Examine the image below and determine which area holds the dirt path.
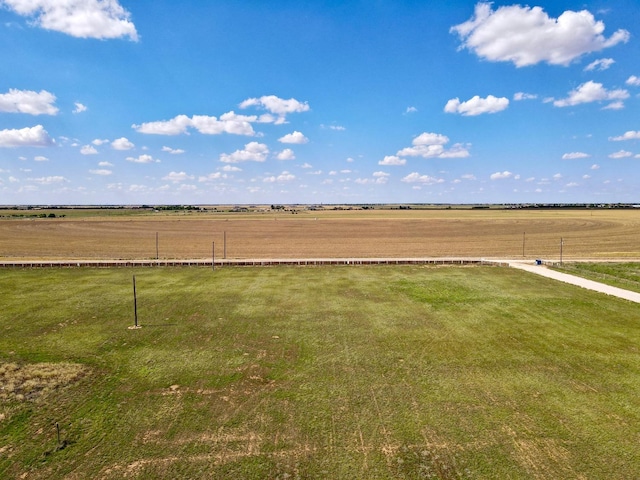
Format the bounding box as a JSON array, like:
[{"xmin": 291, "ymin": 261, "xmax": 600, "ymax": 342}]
[
  {"xmin": 3, "ymin": 255, "xmax": 639, "ymax": 304},
  {"xmin": 509, "ymin": 261, "xmax": 640, "ymax": 304}
]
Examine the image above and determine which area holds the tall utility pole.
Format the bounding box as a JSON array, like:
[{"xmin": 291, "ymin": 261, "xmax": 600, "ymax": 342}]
[
  {"xmin": 156, "ymin": 232, "xmax": 159, "ymax": 260},
  {"xmin": 224, "ymin": 231, "xmax": 227, "ymax": 259},
  {"xmin": 212, "ymin": 241, "xmax": 215, "ymax": 271},
  {"xmin": 522, "ymin": 232, "xmax": 525, "ymax": 257},
  {"xmin": 560, "ymin": 237, "xmax": 564, "ymax": 266}
]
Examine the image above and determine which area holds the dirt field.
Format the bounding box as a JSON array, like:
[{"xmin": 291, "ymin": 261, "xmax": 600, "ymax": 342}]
[{"xmin": 1, "ymin": 208, "xmax": 639, "ymax": 261}]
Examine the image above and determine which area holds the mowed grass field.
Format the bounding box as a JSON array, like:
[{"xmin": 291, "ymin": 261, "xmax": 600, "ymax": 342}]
[
  {"xmin": 555, "ymin": 262, "xmax": 640, "ymax": 294},
  {"xmin": 2, "ymin": 208, "xmax": 640, "ymax": 260},
  {"xmin": 1, "ymin": 266, "xmax": 640, "ymax": 479}
]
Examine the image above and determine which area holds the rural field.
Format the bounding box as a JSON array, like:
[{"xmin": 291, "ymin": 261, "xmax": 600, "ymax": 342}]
[
  {"xmin": 1, "ymin": 265, "xmax": 640, "ymax": 479},
  {"xmin": 1, "ymin": 207, "xmax": 640, "ymax": 261}
]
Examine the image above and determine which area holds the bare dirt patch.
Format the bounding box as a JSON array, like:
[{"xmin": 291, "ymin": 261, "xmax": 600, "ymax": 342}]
[{"xmin": 0, "ymin": 361, "xmax": 88, "ymax": 402}]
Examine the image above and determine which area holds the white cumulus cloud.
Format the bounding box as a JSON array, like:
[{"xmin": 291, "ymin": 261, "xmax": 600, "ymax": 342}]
[
  {"xmin": 439, "ymin": 144, "xmax": 472, "ymax": 158},
  {"xmin": 111, "ymin": 137, "xmax": 134, "ymax": 150},
  {"xmin": 162, "ymin": 171, "xmax": 194, "ymax": 183},
  {"xmin": 395, "ymin": 132, "xmax": 470, "ymax": 159},
  {"xmin": 490, "ymin": 171, "xmax": 514, "ymax": 180},
  {"xmin": 126, "ymin": 154, "xmax": 158, "ymax": 164},
  {"xmin": 609, "ymin": 131, "xmax": 640, "ymax": 141},
  {"xmin": 0, "ymin": 125, "xmax": 54, "ymax": 147},
  {"xmin": 398, "ymin": 145, "xmax": 445, "ymax": 159},
  {"xmin": 553, "ymin": 81, "xmax": 628, "ymax": 107},
  {"xmin": 608, "ymin": 150, "xmax": 633, "ymax": 159},
  {"xmin": 239, "ymin": 95, "xmax": 309, "ymax": 123},
  {"xmin": 378, "ymin": 155, "xmax": 406, "ymax": 166},
  {"xmin": 133, "ymin": 113, "xmax": 255, "ymax": 136},
  {"xmin": 0, "ymin": 88, "xmax": 58, "ymax": 115},
  {"xmin": 264, "ymin": 171, "xmax": 296, "ymax": 183},
  {"xmin": 73, "ymin": 102, "xmax": 87, "ymax": 113},
  {"xmin": 401, "ymin": 173, "xmax": 444, "ymax": 185},
  {"xmin": 602, "ymin": 101, "xmax": 625, "ymax": 110},
  {"xmin": 276, "ymin": 148, "xmax": 296, "ymax": 160},
  {"xmin": 191, "ymin": 114, "xmax": 255, "ymax": 136},
  {"xmin": 132, "ymin": 115, "xmax": 192, "ymax": 135},
  {"xmin": 356, "ymin": 171, "xmax": 390, "ymax": 185},
  {"xmin": 1, "ymin": 0, "xmax": 138, "ymax": 40},
  {"xmin": 220, "ymin": 142, "xmax": 269, "ymax": 163},
  {"xmin": 451, "ymin": 3, "xmax": 629, "ymax": 67},
  {"xmin": 80, "ymin": 144, "xmax": 98, "ymax": 155},
  {"xmin": 413, "ymin": 132, "xmax": 449, "ymax": 145},
  {"xmin": 626, "ymin": 76, "xmax": 640, "ymax": 87},
  {"xmin": 278, "ymin": 131, "xmax": 308, "ymax": 144},
  {"xmin": 444, "ymin": 95, "xmax": 509, "ymax": 116},
  {"xmin": 89, "ymin": 169, "xmax": 112, "ymax": 176},
  {"xmin": 162, "ymin": 146, "xmax": 185, "ymax": 154}
]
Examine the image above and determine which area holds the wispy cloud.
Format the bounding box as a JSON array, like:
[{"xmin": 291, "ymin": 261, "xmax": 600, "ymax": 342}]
[
  {"xmin": 562, "ymin": 152, "xmax": 590, "ymax": 159},
  {"xmin": 584, "ymin": 58, "xmax": 615, "ymax": 71},
  {"xmin": 553, "ymin": 81, "xmax": 628, "ymax": 108}
]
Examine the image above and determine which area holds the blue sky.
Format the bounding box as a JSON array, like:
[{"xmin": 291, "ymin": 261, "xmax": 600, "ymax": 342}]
[{"xmin": 1, "ymin": 0, "xmax": 639, "ymax": 205}]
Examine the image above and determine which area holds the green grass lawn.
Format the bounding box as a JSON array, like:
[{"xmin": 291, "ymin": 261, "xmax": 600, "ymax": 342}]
[
  {"xmin": 554, "ymin": 262, "xmax": 640, "ymax": 294},
  {"xmin": 1, "ymin": 266, "xmax": 639, "ymax": 479}
]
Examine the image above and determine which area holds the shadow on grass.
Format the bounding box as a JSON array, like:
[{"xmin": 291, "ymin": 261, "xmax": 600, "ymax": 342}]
[{"xmin": 135, "ymin": 323, "xmax": 179, "ymax": 327}]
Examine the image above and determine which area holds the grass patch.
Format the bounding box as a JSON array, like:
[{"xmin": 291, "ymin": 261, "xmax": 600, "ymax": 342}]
[
  {"xmin": 1, "ymin": 266, "xmax": 639, "ymax": 478},
  {"xmin": 554, "ymin": 262, "xmax": 640, "ymax": 294}
]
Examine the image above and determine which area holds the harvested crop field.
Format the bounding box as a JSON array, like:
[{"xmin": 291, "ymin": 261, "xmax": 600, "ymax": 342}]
[{"xmin": 1, "ymin": 208, "xmax": 640, "ymax": 261}]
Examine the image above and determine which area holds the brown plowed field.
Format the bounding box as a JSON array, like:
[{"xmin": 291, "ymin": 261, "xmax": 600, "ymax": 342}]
[{"xmin": 1, "ymin": 209, "xmax": 639, "ymax": 261}]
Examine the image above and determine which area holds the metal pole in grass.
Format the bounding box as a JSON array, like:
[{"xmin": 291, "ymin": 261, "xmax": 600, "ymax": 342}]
[
  {"xmin": 224, "ymin": 231, "xmax": 227, "ymax": 259},
  {"xmin": 522, "ymin": 231, "xmax": 525, "ymax": 257},
  {"xmin": 56, "ymin": 422, "xmax": 61, "ymax": 447},
  {"xmin": 560, "ymin": 237, "xmax": 564, "ymax": 266},
  {"xmin": 133, "ymin": 275, "xmax": 138, "ymax": 327},
  {"xmin": 156, "ymin": 232, "xmax": 159, "ymax": 260},
  {"xmin": 212, "ymin": 241, "xmax": 215, "ymax": 271}
]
